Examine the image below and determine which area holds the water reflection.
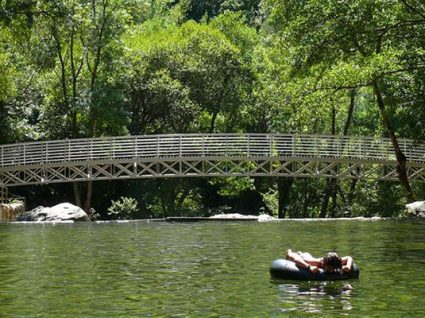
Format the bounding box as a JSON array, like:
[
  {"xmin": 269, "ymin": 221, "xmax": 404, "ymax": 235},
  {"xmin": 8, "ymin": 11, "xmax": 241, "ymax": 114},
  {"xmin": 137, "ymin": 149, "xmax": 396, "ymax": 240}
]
[
  {"xmin": 273, "ymin": 281, "xmax": 354, "ymax": 314},
  {"xmin": 1, "ymin": 221, "xmax": 424, "ymax": 317}
]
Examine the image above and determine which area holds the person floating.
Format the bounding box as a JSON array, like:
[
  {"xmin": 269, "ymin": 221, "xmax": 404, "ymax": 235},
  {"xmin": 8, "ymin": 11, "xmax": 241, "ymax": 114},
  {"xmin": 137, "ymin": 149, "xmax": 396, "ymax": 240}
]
[{"xmin": 286, "ymin": 249, "xmax": 354, "ymax": 273}]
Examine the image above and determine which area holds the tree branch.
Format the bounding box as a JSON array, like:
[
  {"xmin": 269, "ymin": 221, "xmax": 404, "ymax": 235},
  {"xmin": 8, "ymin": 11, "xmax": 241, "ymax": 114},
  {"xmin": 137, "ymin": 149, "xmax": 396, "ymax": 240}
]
[{"xmin": 399, "ymin": 0, "xmax": 425, "ymax": 19}]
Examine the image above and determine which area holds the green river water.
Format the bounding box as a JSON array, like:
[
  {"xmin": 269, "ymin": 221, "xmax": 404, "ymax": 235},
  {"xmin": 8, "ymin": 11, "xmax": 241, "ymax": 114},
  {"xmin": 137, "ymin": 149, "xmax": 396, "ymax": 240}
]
[{"xmin": 0, "ymin": 219, "xmax": 424, "ymax": 317}]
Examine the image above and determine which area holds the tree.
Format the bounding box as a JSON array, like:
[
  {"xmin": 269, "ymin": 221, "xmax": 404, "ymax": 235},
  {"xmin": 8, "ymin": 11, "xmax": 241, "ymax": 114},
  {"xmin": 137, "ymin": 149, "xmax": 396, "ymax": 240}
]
[
  {"xmin": 262, "ymin": 0, "xmax": 425, "ymax": 203},
  {"xmin": 0, "ymin": 52, "xmax": 15, "ymax": 143},
  {"xmin": 10, "ymin": 0, "xmax": 135, "ymax": 210},
  {"xmin": 0, "ymin": 27, "xmax": 30, "ymax": 144},
  {"xmin": 124, "ymin": 19, "xmax": 249, "ymax": 133},
  {"xmin": 185, "ymin": 0, "xmax": 262, "ymax": 24}
]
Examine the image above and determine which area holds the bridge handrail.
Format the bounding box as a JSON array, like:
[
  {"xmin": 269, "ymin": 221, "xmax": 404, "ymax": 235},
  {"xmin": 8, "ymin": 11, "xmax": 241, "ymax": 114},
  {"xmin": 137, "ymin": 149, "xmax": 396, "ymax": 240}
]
[{"xmin": 1, "ymin": 134, "xmax": 425, "ymax": 167}]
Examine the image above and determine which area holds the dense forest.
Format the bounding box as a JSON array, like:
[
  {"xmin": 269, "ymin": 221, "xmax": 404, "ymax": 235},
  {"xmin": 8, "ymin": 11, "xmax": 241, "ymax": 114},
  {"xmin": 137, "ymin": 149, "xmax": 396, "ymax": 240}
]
[{"xmin": 1, "ymin": 0, "xmax": 424, "ymax": 219}]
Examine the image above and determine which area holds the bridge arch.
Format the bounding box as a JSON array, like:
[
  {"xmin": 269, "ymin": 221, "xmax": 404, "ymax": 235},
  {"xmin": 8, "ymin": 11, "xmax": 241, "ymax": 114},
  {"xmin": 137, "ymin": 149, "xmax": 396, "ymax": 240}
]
[{"xmin": 0, "ymin": 134, "xmax": 424, "ymax": 193}]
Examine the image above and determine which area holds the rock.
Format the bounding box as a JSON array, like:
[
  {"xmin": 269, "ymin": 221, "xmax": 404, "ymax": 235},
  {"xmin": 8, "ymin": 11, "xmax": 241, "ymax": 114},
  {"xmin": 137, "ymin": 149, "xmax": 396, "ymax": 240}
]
[
  {"xmin": 405, "ymin": 201, "xmax": 425, "ymax": 218},
  {"xmin": 258, "ymin": 214, "xmax": 277, "ymax": 222},
  {"xmin": 209, "ymin": 213, "xmax": 253, "ymax": 219},
  {"xmin": 209, "ymin": 213, "xmax": 277, "ymax": 222},
  {"xmin": 0, "ymin": 202, "xmax": 25, "ymax": 222},
  {"xmin": 16, "ymin": 203, "xmax": 89, "ymax": 222}
]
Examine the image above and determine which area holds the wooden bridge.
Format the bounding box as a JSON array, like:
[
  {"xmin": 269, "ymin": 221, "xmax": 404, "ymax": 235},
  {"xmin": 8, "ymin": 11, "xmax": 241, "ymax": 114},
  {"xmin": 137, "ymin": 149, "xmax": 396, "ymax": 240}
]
[{"xmin": 1, "ymin": 134, "xmax": 425, "ymax": 199}]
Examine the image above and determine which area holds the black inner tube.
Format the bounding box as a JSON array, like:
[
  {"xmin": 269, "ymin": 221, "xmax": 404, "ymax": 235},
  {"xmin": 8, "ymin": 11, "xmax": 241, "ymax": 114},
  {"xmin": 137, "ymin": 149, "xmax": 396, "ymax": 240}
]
[{"xmin": 270, "ymin": 259, "xmax": 360, "ymax": 281}]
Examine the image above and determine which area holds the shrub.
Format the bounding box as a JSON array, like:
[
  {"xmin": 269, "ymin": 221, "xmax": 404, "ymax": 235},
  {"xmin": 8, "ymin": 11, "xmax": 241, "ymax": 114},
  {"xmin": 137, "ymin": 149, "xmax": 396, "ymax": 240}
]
[{"xmin": 107, "ymin": 197, "xmax": 139, "ymax": 220}]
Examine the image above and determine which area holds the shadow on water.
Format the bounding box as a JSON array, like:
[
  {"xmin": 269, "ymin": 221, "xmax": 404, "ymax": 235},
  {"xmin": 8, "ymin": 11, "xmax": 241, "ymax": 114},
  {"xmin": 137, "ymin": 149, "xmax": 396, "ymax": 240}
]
[{"xmin": 270, "ymin": 280, "xmax": 356, "ymax": 314}]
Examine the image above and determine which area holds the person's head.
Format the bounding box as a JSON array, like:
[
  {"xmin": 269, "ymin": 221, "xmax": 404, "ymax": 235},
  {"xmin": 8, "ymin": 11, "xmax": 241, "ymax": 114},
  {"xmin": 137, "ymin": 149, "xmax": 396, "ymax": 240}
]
[{"xmin": 322, "ymin": 252, "xmax": 342, "ymax": 272}]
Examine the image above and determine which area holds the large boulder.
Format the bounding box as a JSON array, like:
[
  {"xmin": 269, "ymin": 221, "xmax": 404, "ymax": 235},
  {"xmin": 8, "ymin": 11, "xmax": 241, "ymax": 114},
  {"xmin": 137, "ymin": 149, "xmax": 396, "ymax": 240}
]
[
  {"xmin": 405, "ymin": 201, "xmax": 425, "ymax": 218},
  {"xmin": 17, "ymin": 203, "xmax": 89, "ymax": 222}
]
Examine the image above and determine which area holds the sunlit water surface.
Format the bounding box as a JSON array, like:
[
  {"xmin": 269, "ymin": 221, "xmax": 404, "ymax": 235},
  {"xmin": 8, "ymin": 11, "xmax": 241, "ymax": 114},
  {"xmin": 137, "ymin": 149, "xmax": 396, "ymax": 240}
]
[{"xmin": 0, "ymin": 219, "xmax": 424, "ymax": 317}]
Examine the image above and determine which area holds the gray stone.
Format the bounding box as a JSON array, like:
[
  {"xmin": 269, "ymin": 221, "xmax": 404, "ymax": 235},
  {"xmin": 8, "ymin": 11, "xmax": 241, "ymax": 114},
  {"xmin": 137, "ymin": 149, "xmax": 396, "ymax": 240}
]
[
  {"xmin": 16, "ymin": 203, "xmax": 89, "ymax": 222},
  {"xmin": 405, "ymin": 201, "xmax": 425, "ymax": 218}
]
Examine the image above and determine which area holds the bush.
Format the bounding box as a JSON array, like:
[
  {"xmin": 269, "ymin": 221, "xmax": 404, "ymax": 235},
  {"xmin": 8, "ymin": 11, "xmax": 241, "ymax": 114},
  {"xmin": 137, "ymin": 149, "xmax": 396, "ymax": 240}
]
[{"xmin": 107, "ymin": 197, "xmax": 139, "ymax": 220}]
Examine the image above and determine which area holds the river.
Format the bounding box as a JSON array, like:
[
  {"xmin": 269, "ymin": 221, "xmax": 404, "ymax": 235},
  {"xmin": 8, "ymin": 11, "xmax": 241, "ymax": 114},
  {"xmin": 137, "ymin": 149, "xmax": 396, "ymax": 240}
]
[{"xmin": 0, "ymin": 219, "xmax": 424, "ymax": 317}]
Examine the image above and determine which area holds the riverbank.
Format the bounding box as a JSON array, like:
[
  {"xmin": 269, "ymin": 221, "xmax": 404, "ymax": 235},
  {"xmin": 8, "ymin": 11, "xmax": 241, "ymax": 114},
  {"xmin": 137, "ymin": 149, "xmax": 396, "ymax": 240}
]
[
  {"xmin": 3, "ymin": 200, "xmax": 424, "ymax": 223},
  {"xmin": 4, "ymin": 216, "xmax": 405, "ymax": 224}
]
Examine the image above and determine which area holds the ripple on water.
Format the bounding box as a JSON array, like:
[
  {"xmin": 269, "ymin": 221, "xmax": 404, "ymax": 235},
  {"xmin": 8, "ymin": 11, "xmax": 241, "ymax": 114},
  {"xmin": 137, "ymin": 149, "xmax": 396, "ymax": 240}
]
[{"xmin": 0, "ymin": 220, "xmax": 424, "ymax": 317}]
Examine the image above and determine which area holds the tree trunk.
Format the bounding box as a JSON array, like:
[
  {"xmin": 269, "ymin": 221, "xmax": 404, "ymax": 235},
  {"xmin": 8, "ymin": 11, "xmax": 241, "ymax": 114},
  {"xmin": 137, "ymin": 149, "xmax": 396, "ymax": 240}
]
[
  {"xmin": 319, "ymin": 181, "xmax": 331, "ymax": 218},
  {"xmin": 372, "ymin": 81, "xmax": 415, "ymax": 203},
  {"xmin": 344, "ymin": 90, "xmax": 356, "ymax": 135},
  {"xmin": 73, "ymin": 182, "xmax": 82, "ymax": 208},
  {"xmin": 320, "ymin": 106, "xmax": 337, "ymax": 217},
  {"xmin": 83, "ymin": 180, "xmax": 93, "ymax": 212},
  {"xmin": 347, "ymin": 179, "xmax": 358, "ymax": 209},
  {"xmin": 344, "ymin": 89, "xmax": 358, "ymax": 215},
  {"xmin": 209, "ymin": 111, "xmax": 218, "ymax": 133},
  {"xmin": 330, "ymin": 181, "xmax": 338, "ymax": 218},
  {"xmin": 320, "ymin": 179, "xmax": 338, "ymax": 218},
  {"xmin": 277, "ymin": 177, "xmax": 293, "ymax": 218}
]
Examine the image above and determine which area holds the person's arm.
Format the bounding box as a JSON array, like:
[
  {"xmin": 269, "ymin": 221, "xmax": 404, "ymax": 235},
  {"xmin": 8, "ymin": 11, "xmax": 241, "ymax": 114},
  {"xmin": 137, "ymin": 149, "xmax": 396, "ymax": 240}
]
[
  {"xmin": 286, "ymin": 249, "xmax": 319, "ymax": 273},
  {"xmin": 342, "ymin": 256, "xmax": 353, "ymax": 272}
]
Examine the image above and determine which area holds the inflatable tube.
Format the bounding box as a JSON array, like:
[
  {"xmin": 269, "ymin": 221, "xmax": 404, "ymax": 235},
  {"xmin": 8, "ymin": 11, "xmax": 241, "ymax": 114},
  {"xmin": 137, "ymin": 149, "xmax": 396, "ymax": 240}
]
[{"xmin": 270, "ymin": 259, "xmax": 360, "ymax": 281}]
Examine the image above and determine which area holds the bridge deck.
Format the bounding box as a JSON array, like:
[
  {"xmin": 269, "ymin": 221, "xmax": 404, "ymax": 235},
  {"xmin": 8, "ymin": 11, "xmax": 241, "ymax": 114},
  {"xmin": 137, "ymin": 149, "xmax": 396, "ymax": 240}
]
[{"xmin": 1, "ymin": 134, "xmax": 424, "ymax": 188}]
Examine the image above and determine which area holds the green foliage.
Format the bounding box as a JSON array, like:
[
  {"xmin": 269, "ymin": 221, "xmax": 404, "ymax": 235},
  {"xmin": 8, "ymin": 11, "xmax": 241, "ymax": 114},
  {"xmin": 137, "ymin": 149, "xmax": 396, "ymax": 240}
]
[
  {"xmin": 0, "ymin": 28, "xmax": 34, "ymax": 143},
  {"xmin": 1, "ymin": 0, "xmax": 424, "ymax": 217},
  {"xmin": 260, "ymin": 0, "xmax": 425, "ymax": 136},
  {"xmin": 185, "ymin": 0, "xmax": 262, "ymax": 24},
  {"xmin": 124, "ymin": 19, "xmax": 249, "ymax": 133},
  {"xmin": 210, "ymin": 11, "xmax": 258, "ymax": 60},
  {"xmin": 0, "ymin": 52, "xmax": 15, "ymax": 102},
  {"xmin": 107, "ymin": 197, "xmax": 139, "ymax": 220},
  {"xmin": 261, "ymin": 185, "xmax": 279, "ymax": 217},
  {"xmin": 209, "ymin": 177, "xmax": 255, "ymax": 197},
  {"xmin": 141, "ymin": 179, "xmax": 203, "ymax": 218},
  {"xmin": 0, "ymin": 53, "xmax": 14, "ymax": 143},
  {"xmin": 350, "ymin": 181, "xmax": 405, "ymax": 217}
]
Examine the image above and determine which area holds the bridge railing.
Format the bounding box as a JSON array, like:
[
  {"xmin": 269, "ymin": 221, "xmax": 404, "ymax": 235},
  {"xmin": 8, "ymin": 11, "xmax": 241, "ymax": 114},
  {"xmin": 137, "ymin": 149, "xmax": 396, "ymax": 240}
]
[{"xmin": 1, "ymin": 134, "xmax": 425, "ymax": 167}]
